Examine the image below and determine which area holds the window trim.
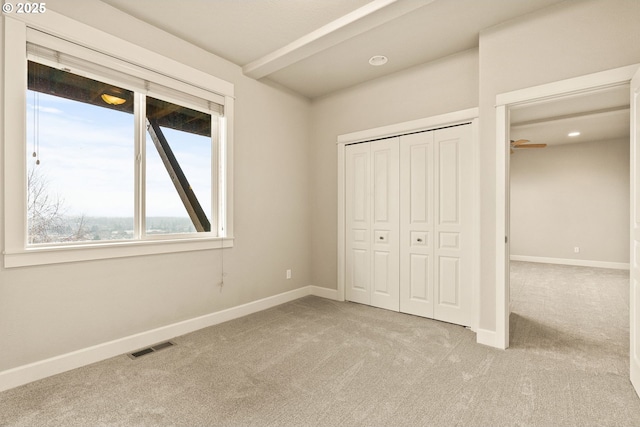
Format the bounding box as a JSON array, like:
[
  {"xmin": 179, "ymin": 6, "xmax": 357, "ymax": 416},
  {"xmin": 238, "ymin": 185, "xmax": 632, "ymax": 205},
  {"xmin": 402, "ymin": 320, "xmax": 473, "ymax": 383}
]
[{"xmin": 3, "ymin": 12, "xmax": 235, "ymax": 268}]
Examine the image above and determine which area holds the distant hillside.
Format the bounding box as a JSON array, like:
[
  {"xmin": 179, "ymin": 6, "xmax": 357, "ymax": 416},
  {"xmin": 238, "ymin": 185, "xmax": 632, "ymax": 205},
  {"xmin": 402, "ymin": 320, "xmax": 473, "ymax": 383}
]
[{"xmin": 28, "ymin": 216, "xmax": 197, "ymax": 244}]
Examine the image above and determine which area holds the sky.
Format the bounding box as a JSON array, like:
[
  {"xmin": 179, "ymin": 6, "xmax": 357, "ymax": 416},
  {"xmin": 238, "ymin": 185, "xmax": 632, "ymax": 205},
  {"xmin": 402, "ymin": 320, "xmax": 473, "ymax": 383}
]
[{"xmin": 26, "ymin": 90, "xmax": 212, "ymax": 220}]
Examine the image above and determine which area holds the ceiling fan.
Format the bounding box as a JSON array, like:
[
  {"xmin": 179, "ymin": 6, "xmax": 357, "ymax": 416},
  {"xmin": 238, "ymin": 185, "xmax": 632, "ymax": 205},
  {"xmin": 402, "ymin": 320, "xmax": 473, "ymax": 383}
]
[{"xmin": 510, "ymin": 139, "xmax": 547, "ymax": 153}]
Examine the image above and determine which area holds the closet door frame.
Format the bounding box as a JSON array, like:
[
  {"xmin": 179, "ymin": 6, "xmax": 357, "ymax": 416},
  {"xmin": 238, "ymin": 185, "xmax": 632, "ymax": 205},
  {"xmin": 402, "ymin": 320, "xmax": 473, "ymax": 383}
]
[{"xmin": 337, "ymin": 108, "xmax": 480, "ymax": 332}]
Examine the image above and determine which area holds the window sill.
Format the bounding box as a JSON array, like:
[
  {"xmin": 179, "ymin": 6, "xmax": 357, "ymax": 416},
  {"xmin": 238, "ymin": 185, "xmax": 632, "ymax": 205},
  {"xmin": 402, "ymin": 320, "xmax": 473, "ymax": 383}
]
[{"xmin": 3, "ymin": 236, "xmax": 234, "ymax": 268}]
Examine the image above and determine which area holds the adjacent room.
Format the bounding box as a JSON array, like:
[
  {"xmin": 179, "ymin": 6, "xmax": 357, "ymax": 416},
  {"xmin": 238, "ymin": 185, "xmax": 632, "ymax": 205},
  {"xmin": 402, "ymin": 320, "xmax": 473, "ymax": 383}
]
[
  {"xmin": 2, "ymin": 0, "xmax": 640, "ymax": 425},
  {"xmin": 508, "ymin": 87, "xmax": 632, "ymax": 389},
  {"xmin": 509, "ymin": 86, "xmax": 630, "ymax": 269}
]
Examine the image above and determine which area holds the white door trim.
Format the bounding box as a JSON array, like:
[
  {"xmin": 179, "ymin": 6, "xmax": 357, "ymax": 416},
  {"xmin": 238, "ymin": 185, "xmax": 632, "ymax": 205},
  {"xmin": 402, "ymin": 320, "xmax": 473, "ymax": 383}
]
[
  {"xmin": 495, "ymin": 104, "xmax": 510, "ymax": 350},
  {"xmin": 630, "ymin": 67, "xmax": 640, "ymax": 398},
  {"xmin": 337, "ymin": 108, "xmax": 480, "ymax": 330},
  {"xmin": 337, "ymin": 108, "xmax": 479, "ymax": 144},
  {"xmin": 495, "ymin": 64, "xmax": 640, "ymax": 350}
]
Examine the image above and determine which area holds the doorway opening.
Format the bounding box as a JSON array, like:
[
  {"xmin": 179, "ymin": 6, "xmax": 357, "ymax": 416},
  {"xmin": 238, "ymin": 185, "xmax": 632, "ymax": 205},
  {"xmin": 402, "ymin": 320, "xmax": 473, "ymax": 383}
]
[
  {"xmin": 507, "ymin": 85, "xmax": 630, "ymax": 352},
  {"xmin": 494, "ymin": 64, "xmax": 639, "ymax": 351}
]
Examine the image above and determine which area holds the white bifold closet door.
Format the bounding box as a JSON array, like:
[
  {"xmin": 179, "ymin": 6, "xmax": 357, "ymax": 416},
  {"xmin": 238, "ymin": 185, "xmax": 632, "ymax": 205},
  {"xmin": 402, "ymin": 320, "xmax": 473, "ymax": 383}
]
[
  {"xmin": 399, "ymin": 126, "xmax": 473, "ymax": 326},
  {"xmin": 345, "ymin": 138, "xmax": 399, "ymax": 311},
  {"xmin": 344, "ymin": 124, "xmax": 471, "ymax": 327}
]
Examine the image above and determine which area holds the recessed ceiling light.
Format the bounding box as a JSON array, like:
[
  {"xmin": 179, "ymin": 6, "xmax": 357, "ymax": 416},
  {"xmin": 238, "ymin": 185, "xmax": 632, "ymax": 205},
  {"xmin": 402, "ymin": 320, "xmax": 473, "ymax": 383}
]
[
  {"xmin": 369, "ymin": 55, "xmax": 388, "ymax": 66},
  {"xmin": 568, "ymin": 131, "xmax": 581, "ymax": 137}
]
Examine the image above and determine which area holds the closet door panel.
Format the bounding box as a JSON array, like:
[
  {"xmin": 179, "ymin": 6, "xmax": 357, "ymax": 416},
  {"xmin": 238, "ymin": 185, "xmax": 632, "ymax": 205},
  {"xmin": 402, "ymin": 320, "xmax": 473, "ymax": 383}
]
[
  {"xmin": 438, "ymin": 139, "xmax": 460, "ymax": 225},
  {"xmin": 438, "ymin": 256, "xmax": 460, "ymax": 306},
  {"xmin": 373, "ymin": 150, "xmax": 390, "ymax": 222},
  {"xmin": 433, "ymin": 126, "xmax": 472, "ymax": 326},
  {"xmin": 410, "ymin": 145, "xmax": 429, "ymax": 223},
  {"xmin": 345, "ymin": 143, "xmax": 371, "ymax": 305},
  {"xmin": 373, "ymin": 250, "xmax": 392, "ymax": 294},
  {"xmin": 400, "ymin": 132, "xmax": 434, "ymax": 317},
  {"xmin": 409, "ymin": 253, "xmax": 430, "ymax": 300},
  {"xmin": 370, "ymin": 138, "xmax": 399, "ymax": 311}
]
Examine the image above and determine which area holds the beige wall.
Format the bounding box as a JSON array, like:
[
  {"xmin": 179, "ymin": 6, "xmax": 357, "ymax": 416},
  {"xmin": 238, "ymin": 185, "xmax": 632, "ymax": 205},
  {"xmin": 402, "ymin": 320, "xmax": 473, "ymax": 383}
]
[
  {"xmin": 510, "ymin": 139, "xmax": 630, "ymax": 264},
  {"xmin": 0, "ymin": 1, "xmax": 311, "ymax": 371},
  {"xmin": 478, "ymin": 0, "xmax": 640, "ymax": 331}
]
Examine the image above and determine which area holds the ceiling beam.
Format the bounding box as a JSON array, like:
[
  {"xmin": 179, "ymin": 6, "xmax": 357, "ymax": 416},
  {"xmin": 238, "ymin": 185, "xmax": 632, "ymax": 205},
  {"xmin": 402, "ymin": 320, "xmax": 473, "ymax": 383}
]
[{"xmin": 242, "ymin": 0, "xmax": 432, "ymax": 80}]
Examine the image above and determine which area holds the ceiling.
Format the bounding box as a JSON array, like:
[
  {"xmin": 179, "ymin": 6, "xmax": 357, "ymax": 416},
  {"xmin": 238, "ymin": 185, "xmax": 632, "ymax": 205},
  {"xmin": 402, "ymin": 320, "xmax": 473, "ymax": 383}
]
[
  {"xmin": 97, "ymin": 0, "xmax": 629, "ymax": 146},
  {"xmin": 100, "ymin": 0, "xmax": 565, "ymax": 99},
  {"xmin": 510, "ymin": 84, "xmax": 630, "ymax": 149}
]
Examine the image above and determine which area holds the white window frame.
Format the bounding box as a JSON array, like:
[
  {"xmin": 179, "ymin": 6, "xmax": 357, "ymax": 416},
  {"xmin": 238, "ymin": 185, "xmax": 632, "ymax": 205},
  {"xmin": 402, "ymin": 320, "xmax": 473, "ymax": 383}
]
[{"xmin": 3, "ymin": 12, "xmax": 235, "ymax": 268}]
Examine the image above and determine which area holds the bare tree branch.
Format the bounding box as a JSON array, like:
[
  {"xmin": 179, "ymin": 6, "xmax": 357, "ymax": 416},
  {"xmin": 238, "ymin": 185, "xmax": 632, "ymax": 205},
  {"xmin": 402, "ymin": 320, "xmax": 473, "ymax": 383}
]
[{"xmin": 27, "ymin": 166, "xmax": 87, "ymax": 243}]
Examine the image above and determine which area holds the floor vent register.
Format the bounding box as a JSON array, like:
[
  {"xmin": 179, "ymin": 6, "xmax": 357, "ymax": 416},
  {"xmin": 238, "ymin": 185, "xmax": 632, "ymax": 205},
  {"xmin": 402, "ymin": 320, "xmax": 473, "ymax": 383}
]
[{"xmin": 128, "ymin": 341, "xmax": 176, "ymax": 359}]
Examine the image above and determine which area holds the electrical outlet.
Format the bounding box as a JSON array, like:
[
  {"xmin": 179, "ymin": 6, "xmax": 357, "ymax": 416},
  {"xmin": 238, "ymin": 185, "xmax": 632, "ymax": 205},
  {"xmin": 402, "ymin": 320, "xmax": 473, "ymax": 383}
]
[
  {"xmin": 574, "ymin": 247, "xmax": 580, "ymax": 253},
  {"xmin": 286, "ymin": 269, "xmax": 292, "ymax": 279}
]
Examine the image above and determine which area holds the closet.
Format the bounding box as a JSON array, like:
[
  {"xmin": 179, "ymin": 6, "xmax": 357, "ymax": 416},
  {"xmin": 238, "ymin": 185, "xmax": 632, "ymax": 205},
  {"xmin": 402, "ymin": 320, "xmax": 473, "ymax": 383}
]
[{"xmin": 344, "ymin": 123, "xmax": 473, "ymax": 327}]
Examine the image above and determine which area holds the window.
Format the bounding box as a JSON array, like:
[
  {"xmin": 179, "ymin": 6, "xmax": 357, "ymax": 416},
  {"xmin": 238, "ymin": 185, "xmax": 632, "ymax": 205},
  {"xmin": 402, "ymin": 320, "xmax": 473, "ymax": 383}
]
[
  {"xmin": 4, "ymin": 14, "xmax": 234, "ymax": 267},
  {"xmin": 26, "ymin": 61, "xmax": 217, "ymax": 244},
  {"xmin": 27, "ymin": 62, "xmax": 136, "ymax": 244},
  {"xmin": 145, "ymin": 96, "xmax": 214, "ymax": 235}
]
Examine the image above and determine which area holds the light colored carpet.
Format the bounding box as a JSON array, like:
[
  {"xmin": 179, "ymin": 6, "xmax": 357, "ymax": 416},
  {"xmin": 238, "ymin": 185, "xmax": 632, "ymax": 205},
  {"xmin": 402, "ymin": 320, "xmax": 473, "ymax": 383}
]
[{"xmin": 1, "ymin": 261, "xmax": 640, "ymax": 426}]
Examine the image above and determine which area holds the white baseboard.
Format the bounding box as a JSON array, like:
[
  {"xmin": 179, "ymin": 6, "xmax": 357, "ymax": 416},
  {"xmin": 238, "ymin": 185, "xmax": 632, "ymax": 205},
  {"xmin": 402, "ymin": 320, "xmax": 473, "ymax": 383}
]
[
  {"xmin": 510, "ymin": 255, "xmax": 629, "ymax": 270},
  {"xmin": 476, "ymin": 328, "xmax": 506, "ymax": 349},
  {"xmin": 0, "ymin": 285, "xmax": 331, "ymax": 393},
  {"xmin": 308, "ymin": 285, "xmax": 340, "ymax": 300}
]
